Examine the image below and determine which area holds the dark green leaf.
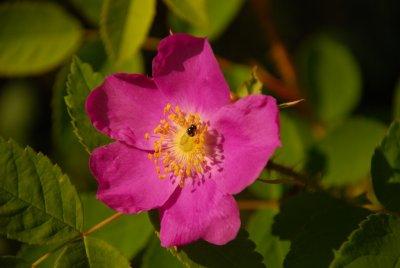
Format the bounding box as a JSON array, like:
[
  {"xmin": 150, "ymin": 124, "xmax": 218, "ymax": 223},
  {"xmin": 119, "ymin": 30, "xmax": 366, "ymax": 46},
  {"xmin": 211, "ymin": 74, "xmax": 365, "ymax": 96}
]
[
  {"xmin": 330, "ymin": 213, "xmax": 400, "ymax": 268},
  {"xmin": 70, "ymin": 0, "xmax": 104, "ymax": 26},
  {"xmin": 0, "ymin": 2, "xmax": 82, "ymax": 76},
  {"xmin": 65, "ymin": 57, "xmax": 111, "ymax": 153},
  {"xmin": 81, "ymin": 193, "xmax": 153, "ymax": 259},
  {"xmin": 371, "ymin": 121, "xmax": 400, "ymax": 211},
  {"xmin": 54, "ymin": 236, "xmax": 130, "ymax": 268},
  {"xmin": 17, "ymin": 243, "xmax": 63, "ymax": 268},
  {"xmin": 173, "ymin": 229, "xmax": 265, "ymax": 268},
  {"xmin": 392, "ymin": 79, "xmax": 400, "ymax": 120},
  {"xmin": 0, "ymin": 256, "xmax": 30, "ymax": 268},
  {"xmin": 142, "ymin": 235, "xmax": 185, "ymax": 268},
  {"xmin": 101, "ymin": 0, "xmax": 156, "ymax": 64},
  {"xmin": 297, "ymin": 34, "xmax": 362, "ymax": 123},
  {"xmin": 273, "ymin": 193, "xmax": 370, "ymax": 268},
  {"xmin": 247, "ymin": 209, "xmax": 290, "ymax": 268},
  {"xmin": 0, "ymin": 138, "xmax": 83, "ymax": 244},
  {"xmin": 315, "ymin": 117, "xmax": 386, "ymax": 187}
]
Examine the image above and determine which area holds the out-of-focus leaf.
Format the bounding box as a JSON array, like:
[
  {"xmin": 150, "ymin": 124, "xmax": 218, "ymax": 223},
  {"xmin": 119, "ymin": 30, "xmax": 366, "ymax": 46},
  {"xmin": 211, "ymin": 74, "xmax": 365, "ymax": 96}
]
[
  {"xmin": 168, "ymin": 0, "xmax": 245, "ymax": 40},
  {"xmin": 0, "ymin": 81, "xmax": 38, "ymax": 145},
  {"xmin": 101, "ymin": 51, "xmax": 145, "ymax": 75},
  {"xmin": 171, "ymin": 229, "xmax": 265, "ymax": 268},
  {"xmin": 164, "ymin": 0, "xmax": 208, "ymax": 28},
  {"xmin": 315, "ymin": 117, "xmax": 386, "ymax": 187},
  {"xmin": 142, "ymin": 235, "xmax": 185, "ymax": 268},
  {"xmin": 330, "ymin": 213, "xmax": 400, "ymax": 268},
  {"xmin": 70, "ymin": 0, "xmax": 104, "ymax": 26},
  {"xmin": 0, "ymin": 2, "xmax": 82, "ymax": 76},
  {"xmin": 236, "ymin": 67, "xmax": 263, "ymax": 97},
  {"xmin": 101, "ymin": 0, "xmax": 155, "ymax": 64},
  {"xmin": 392, "ymin": 79, "xmax": 400, "ymax": 120},
  {"xmin": 54, "ymin": 236, "xmax": 130, "ymax": 268},
  {"xmin": 0, "ymin": 256, "xmax": 30, "ymax": 268},
  {"xmin": 0, "ymin": 138, "xmax": 83, "ymax": 244},
  {"xmin": 247, "ymin": 209, "xmax": 290, "ymax": 267},
  {"xmin": 297, "ymin": 34, "xmax": 362, "ymax": 123},
  {"xmin": 273, "ymin": 193, "xmax": 370, "ymax": 268},
  {"xmin": 65, "ymin": 57, "xmax": 111, "ymax": 153},
  {"xmin": 81, "ymin": 193, "xmax": 153, "ymax": 259},
  {"xmin": 371, "ymin": 121, "xmax": 400, "ymax": 212},
  {"xmin": 223, "ymin": 63, "xmax": 252, "ymax": 92}
]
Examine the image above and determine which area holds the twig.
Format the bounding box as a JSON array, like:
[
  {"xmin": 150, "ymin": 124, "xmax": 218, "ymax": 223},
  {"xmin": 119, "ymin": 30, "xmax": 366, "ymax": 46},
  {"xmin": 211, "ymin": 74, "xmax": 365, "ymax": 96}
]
[
  {"xmin": 238, "ymin": 200, "xmax": 280, "ymax": 210},
  {"xmin": 257, "ymin": 178, "xmax": 305, "ymax": 187}
]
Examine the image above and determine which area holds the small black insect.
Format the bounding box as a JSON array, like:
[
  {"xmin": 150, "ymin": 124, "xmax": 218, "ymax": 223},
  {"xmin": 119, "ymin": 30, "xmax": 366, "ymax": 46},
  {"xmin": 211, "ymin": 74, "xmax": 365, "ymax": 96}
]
[{"xmin": 187, "ymin": 124, "xmax": 197, "ymax": 137}]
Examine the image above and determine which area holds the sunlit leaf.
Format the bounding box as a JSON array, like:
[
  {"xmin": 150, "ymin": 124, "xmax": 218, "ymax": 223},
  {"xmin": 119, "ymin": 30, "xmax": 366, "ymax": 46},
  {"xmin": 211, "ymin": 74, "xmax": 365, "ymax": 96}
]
[
  {"xmin": 330, "ymin": 213, "xmax": 400, "ymax": 268},
  {"xmin": 54, "ymin": 236, "xmax": 130, "ymax": 268},
  {"xmin": 247, "ymin": 209, "xmax": 290, "ymax": 267},
  {"xmin": 0, "ymin": 138, "xmax": 83, "ymax": 244},
  {"xmin": 0, "ymin": 2, "xmax": 82, "ymax": 76},
  {"xmin": 70, "ymin": 0, "xmax": 104, "ymax": 26},
  {"xmin": 168, "ymin": 0, "xmax": 245, "ymax": 40},
  {"xmin": 236, "ymin": 67, "xmax": 263, "ymax": 97},
  {"xmin": 164, "ymin": 0, "xmax": 208, "ymax": 28},
  {"xmin": 101, "ymin": 0, "xmax": 156, "ymax": 64},
  {"xmin": 314, "ymin": 117, "xmax": 387, "ymax": 187},
  {"xmin": 371, "ymin": 121, "xmax": 400, "ymax": 212},
  {"xmin": 65, "ymin": 57, "xmax": 112, "ymax": 153},
  {"xmin": 273, "ymin": 193, "xmax": 370, "ymax": 268},
  {"xmin": 297, "ymin": 34, "xmax": 362, "ymax": 123},
  {"xmin": 81, "ymin": 193, "xmax": 153, "ymax": 259}
]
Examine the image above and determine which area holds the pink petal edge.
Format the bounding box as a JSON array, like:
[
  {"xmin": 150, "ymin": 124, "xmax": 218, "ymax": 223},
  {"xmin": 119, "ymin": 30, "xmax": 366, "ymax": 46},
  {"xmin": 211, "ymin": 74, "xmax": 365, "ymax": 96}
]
[
  {"xmin": 152, "ymin": 34, "xmax": 231, "ymax": 116},
  {"xmin": 90, "ymin": 142, "xmax": 178, "ymax": 214},
  {"xmin": 159, "ymin": 179, "xmax": 240, "ymax": 247},
  {"xmin": 86, "ymin": 73, "xmax": 167, "ymax": 150},
  {"xmin": 209, "ymin": 94, "xmax": 281, "ymax": 194}
]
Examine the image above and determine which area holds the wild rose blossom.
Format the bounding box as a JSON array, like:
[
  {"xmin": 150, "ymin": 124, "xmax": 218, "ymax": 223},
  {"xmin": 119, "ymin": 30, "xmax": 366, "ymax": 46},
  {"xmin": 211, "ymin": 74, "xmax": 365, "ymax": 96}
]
[{"xmin": 86, "ymin": 34, "xmax": 280, "ymax": 247}]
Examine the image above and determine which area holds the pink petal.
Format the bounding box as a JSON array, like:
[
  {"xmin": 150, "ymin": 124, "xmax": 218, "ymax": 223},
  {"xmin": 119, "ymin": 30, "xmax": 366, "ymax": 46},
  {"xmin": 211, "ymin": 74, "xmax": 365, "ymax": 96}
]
[
  {"xmin": 152, "ymin": 34, "xmax": 230, "ymax": 115},
  {"xmin": 90, "ymin": 142, "xmax": 178, "ymax": 214},
  {"xmin": 159, "ymin": 180, "xmax": 240, "ymax": 247},
  {"xmin": 86, "ymin": 73, "xmax": 167, "ymax": 150},
  {"xmin": 209, "ymin": 94, "xmax": 281, "ymax": 194}
]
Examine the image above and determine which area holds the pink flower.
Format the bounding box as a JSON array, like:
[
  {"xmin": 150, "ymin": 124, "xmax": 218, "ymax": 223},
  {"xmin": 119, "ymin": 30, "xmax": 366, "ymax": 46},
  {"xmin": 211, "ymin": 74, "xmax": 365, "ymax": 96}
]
[{"xmin": 86, "ymin": 34, "xmax": 280, "ymax": 247}]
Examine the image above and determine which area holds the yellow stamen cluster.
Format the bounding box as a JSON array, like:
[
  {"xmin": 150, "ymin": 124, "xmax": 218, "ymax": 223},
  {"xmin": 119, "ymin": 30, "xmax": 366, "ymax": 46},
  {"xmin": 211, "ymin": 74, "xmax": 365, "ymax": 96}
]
[{"xmin": 144, "ymin": 104, "xmax": 208, "ymax": 187}]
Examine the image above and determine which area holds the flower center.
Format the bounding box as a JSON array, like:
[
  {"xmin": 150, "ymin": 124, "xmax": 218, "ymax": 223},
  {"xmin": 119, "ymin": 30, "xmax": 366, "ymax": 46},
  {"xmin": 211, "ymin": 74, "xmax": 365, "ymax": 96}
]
[{"xmin": 145, "ymin": 104, "xmax": 208, "ymax": 187}]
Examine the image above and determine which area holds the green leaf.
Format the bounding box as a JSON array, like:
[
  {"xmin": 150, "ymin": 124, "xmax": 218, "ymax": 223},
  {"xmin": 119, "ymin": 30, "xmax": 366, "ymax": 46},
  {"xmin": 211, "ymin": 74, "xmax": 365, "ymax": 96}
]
[
  {"xmin": 101, "ymin": 51, "xmax": 145, "ymax": 76},
  {"xmin": 393, "ymin": 79, "xmax": 400, "ymax": 120},
  {"xmin": 0, "ymin": 137, "xmax": 83, "ymax": 244},
  {"xmin": 101, "ymin": 0, "xmax": 156, "ymax": 64},
  {"xmin": 54, "ymin": 236, "xmax": 130, "ymax": 268},
  {"xmin": 164, "ymin": 0, "xmax": 208, "ymax": 28},
  {"xmin": 17, "ymin": 243, "xmax": 63, "ymax": 268},
  {"xmin": 273, "ymin": 193, "xmax": 370, "ymax": 268},
  {"xmin": 168, "ymin": 0, "xmax": 244, "ymax": 40},
  {"xmin": 81, "ymin": 193, "xmax": 153, "ymax": 259},
  {"xmin": 236, "ymin": 67, "xmax": 263, "ymax": 98},
  {"xmin": 330, "ymin": 213, "xmax": 400, "ymax": 268},
  {"xmin": 371, "ymin": 121, "xmax": 400, "ymax": 212},
  {"xmin": 70, "ymin": 0, "xmax": 104, "ymax": 26},
  {"xmin": 297, "ymin": 34, "xmax": 362, "ymax": 123},
  {"xmin": 172, "ymin": 229, "xmax": 265, "ymax": 268},
  {"xmin": 0, "ymin": 256, "xmax": 30, "ymax": 268},
  {"xmin": 65, "ymin": 57, "xmax": 112, "ymax": 153},
  {"xmin": 247, "ymin": 209, "xmax": 290, "ymax": 268},
  {"xmin": 0, "ymin": 2, "xmax": 82, "ymax": 76},
  {"xmin": 315, "ymin": 117, "xmax": 387, "ymax": 187},
  {"xmin": 142, "ymin": 235, "xmax": 185, "ymax": 268}
]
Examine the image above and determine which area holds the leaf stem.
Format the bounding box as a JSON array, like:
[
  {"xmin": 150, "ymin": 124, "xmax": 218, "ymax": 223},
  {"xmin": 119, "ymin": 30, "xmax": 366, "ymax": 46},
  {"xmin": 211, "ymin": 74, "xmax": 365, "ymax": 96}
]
[
  {"xmin": 266, "ymin": 161, "xmax": 308, "ymax": 182},
  {"xmin": 31, "ymin": 212, "xmax": 124, "ymax": 267},
  {"xmin": 81, "ymin": 211, "xmax": 124, "ymax": 236},
  {"xmin": 257, "ymin": 178, "xmax": 305, "ymax": 187}
]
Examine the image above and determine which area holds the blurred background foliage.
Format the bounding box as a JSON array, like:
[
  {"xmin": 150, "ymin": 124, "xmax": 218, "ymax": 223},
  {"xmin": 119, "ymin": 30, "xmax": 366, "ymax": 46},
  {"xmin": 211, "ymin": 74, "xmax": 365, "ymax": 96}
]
[{"xmin": 0, "ymin": 0, "xmax": 399, "ymax": 267}]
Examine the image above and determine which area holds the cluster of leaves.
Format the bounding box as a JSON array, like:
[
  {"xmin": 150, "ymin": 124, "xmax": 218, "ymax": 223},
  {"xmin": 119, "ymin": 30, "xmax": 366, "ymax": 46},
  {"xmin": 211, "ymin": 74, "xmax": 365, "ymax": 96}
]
[{"xmin": 1, "ymin": 0, "xmax": 399, "ymax": 267}]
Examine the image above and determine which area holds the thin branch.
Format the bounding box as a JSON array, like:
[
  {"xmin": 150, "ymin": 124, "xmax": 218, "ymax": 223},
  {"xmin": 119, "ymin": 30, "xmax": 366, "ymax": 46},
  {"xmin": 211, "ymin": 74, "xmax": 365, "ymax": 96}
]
[
  {"xmin": 266, "ymin": 161, "xmax": 308, "ymax": 182},
  {"xmin": 238, "ymin": 199, "xmax": 280, "ymax": 210},
  {"xmin": 257, "ymin": 178, "xmax": 305, "ymax": 187},
  {"xmin": 81, "ymin": 211, "xmax": 124, "ymax": 236}
]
